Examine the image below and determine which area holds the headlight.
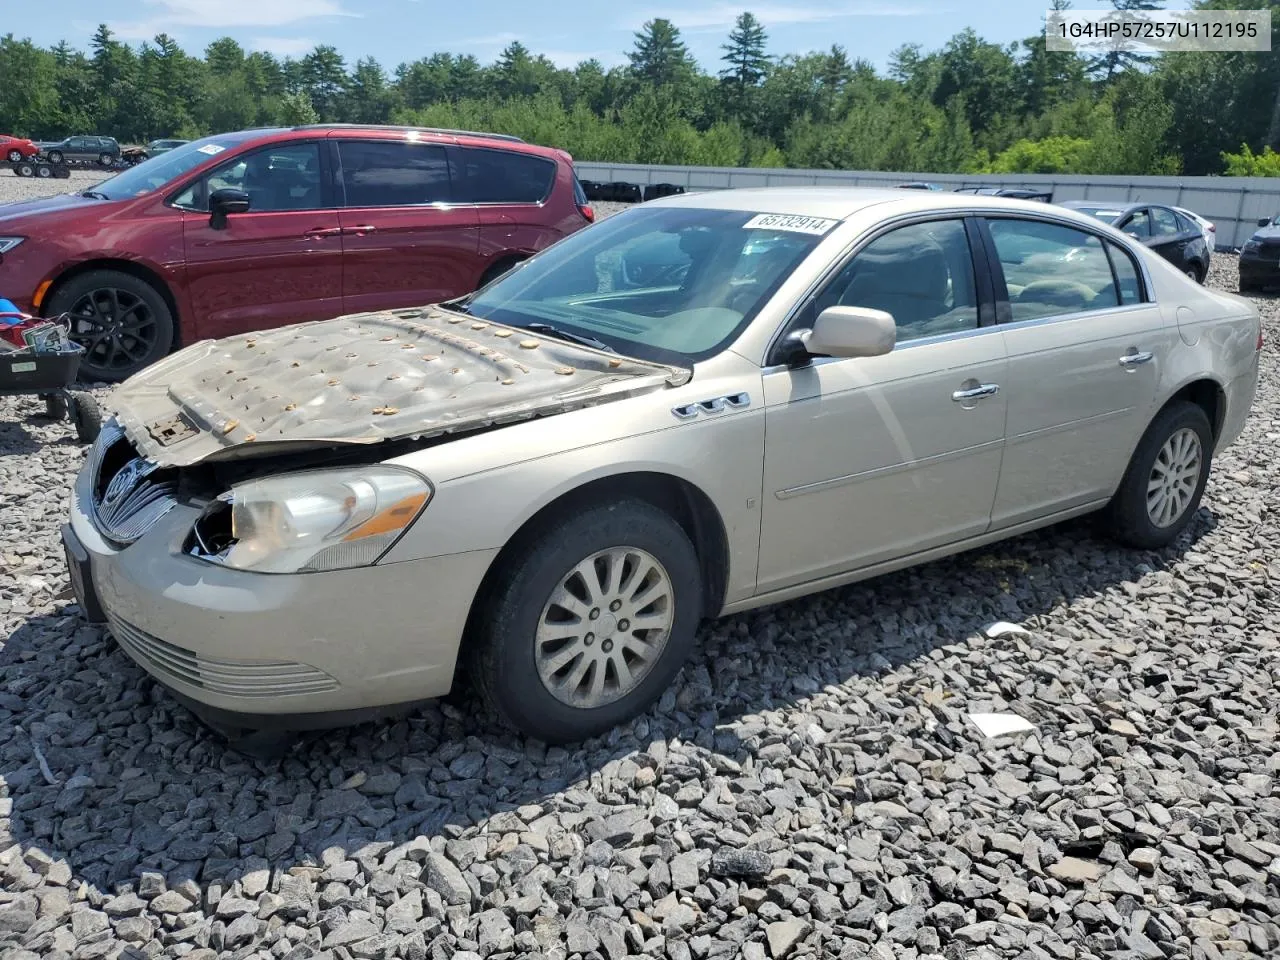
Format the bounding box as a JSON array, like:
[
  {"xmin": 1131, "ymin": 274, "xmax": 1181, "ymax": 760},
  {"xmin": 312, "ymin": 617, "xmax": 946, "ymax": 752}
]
[
  {"xmin": 1242, "ymin": 240, "xmax": 1261, "ymax": 254},
  {"xmin": 0, "ymin": 237, "xmax": 25, "ymax": 254},
  {"xmin": 217, "ymin": 466, "xmax": 431, "ymax": 574}
]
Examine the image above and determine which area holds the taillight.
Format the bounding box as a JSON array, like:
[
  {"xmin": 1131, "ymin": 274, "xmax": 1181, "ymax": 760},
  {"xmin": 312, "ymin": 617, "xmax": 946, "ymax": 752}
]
[
  {"xmin": 1209, "ymin": 223, "xmax": 1216, "ymax": 232},
  {"xmin": 579, "ymin": 204, "xmax": 595, "ymax": 222}
]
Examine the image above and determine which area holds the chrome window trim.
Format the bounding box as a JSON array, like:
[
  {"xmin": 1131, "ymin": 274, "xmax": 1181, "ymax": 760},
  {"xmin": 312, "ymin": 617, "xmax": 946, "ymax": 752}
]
[{"xmin": 759, "ymin": 205, "xmax": 1158, "ymax": 368}]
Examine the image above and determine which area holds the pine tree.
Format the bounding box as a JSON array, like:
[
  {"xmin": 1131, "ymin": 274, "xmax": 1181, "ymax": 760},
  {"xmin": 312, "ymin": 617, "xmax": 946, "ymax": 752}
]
[
  {"xmin": 720, "ymin": 12, "xmax": 769, "ymax": 90},
  {"xmin": 629, "ymin": 19, "xmax": 695, "ymax": 88}
]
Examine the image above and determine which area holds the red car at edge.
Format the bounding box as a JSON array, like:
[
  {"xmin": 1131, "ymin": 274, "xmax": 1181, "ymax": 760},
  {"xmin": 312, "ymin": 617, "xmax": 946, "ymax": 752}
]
[
  {"xmin": 0, "ymin": 125, "xmax": 595, "ymax": 380},
  {"xmin": 1, "ymin": 134, "xmax": 41, "ymax": 162}
]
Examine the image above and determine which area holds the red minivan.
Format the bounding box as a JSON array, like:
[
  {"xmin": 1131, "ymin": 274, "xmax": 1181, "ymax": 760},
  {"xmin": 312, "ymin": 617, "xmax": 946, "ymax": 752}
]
[{"xmin": 0, "ymin": 125, "xmax": 595, "ymax": 380}]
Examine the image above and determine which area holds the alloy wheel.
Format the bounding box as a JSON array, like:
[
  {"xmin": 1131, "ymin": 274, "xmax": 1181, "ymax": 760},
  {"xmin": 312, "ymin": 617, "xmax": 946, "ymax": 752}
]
[
  {"xmin": 6, "ymin": 149, "xmax": 20, "ymax": 162},
  {"xmin": 66, "ymin": 287, "xmax": 160, "ymax": 376},
  {"xmin": 535, "ymin": 546, "xmax": 675, "ymax": 709},
  {"xmin": 1146, "ymin": 427, "xmax": 1202, "ymax": 528}
]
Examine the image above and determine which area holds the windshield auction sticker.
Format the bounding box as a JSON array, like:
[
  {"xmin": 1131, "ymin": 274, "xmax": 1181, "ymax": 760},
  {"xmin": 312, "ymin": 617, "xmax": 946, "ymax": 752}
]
[
  {"xmin": 1047, "ymin": 9, "xmax": 1270, "ymax": 53},
  {"xmin": 743, "ymin": 214, "xmax": 839, "ymax": 235},
  {"xmin": 196, "ymin": 144, "xmax": 227, "ymax": 155}
]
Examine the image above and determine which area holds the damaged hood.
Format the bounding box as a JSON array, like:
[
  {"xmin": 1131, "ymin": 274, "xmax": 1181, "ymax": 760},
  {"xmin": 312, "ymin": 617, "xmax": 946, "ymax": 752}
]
[{"xmin": 108, "ymin": 306, "xmax": 691, "ymax": 467}]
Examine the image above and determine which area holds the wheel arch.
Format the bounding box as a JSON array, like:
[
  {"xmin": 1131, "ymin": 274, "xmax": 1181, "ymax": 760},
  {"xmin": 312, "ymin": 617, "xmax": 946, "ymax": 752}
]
[
  {"xmin": 476, "ymin": 251, "xmax": 531, "ymax": 289},
  {"xmin": 462, "ymin": 470, "xmax": 731, "ymax": 645},
  {"xmin": 1160, "ymin": 376, "xmax": 1226, "ymax": 442},
  {"xmin": 44, "ymin": 258, "xmax": 182, "ymax": 348}
]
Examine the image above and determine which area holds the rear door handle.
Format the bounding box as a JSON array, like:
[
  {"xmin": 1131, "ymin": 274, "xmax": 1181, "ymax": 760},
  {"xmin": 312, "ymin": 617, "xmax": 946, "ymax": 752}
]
[
  {"xmin": 346, "ymin": 224, "xmax": 377, "ymax": 236},
  {"xmin": 303, "ymin": 226, "xmax": 342, "ymax": 239},
  {"xmin": 1119, "ymin": 351, "xmax": 1154, "ymax": 367},
  {"xmin": 952, "ymin": 383, "xmax": 1000, "ymax": 402}
]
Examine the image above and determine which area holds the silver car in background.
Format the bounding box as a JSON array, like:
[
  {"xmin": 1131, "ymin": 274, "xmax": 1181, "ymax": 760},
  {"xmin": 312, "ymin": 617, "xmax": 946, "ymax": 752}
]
[{"xmin": 63, "ymin": 188, "xmax": 1261, "ymax": 744}]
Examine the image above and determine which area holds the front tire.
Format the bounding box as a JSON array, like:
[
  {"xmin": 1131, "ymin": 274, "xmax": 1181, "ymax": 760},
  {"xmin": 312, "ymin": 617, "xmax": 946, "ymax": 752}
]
[
  {"xmin": 471, "ymin": 499, "xmax": 703, "ymax": 743},
  {"xmin": 46, "ymin": 269, "xmax": 175, "ymax": 382},
  {"xmin": 47, "ymin": 150, "xmax": 63, "ymax": 164},
  {"xmin": 6, "ymin": 149, "xmax": 21, "ymax": 163},
  {"xmin": 1103, "ymin": 401, "xmax": 1213, "ymax": 549}
]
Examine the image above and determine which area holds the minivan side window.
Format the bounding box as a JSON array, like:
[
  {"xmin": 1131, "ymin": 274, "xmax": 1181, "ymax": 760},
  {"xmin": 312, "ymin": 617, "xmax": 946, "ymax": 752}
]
[
  {"xmin": 455, "ymin": 147, "xmax": 556, "ymax": 204},
  {"xmin": 987, "ymin": 218, "xmax": 1121, "ymax": 321},
  {"xmin": 172, "ymin": 143, "xmax": 323, "ymax": 212},
  {"xmin": 809, "ymin": 219, "xmax": 979, "ymax": 343},
  {"xmin": 337, "ymin": 141, "xmax": 451, "ymax": 207}
]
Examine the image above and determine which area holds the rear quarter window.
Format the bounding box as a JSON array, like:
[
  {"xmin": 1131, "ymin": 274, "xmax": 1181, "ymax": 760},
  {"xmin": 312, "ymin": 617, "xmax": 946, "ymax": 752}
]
[{"xmin": 455, "ymin": 147, "xmax": 556, "ymax": 204}]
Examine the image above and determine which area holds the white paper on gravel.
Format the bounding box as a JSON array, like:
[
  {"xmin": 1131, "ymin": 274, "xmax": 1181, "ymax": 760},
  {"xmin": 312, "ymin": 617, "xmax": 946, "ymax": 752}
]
[
  {"xmin": 983, "ymin": 621, "xmax": 1031, "ymax": 638},
  {"xmin": 967, "ymin": 712, "xmax": 1037, "ymax": 738}
]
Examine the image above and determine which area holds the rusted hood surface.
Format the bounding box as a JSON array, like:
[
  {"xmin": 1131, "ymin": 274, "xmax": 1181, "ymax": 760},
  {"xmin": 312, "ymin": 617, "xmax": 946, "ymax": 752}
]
[{"xmin": 108, "ymin": 306, "xmax": 690, "ymax": 467}]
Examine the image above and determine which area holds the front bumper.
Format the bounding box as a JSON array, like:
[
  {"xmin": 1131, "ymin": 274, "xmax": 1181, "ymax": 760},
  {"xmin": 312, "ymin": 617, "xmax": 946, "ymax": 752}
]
[
  {"xmin": 1239, "ymin": 254, "xmax": 1280, "ymax": 286},
  {"xmin": 67, "ymin": 463, "xmax": 497, "ymax": 728}
]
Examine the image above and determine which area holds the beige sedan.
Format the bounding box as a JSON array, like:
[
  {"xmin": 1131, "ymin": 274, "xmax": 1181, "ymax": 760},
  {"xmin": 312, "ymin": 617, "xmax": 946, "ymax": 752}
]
[{"xmin": 63, "ymin": 188, "xmax": 1261, "ymax": 743}]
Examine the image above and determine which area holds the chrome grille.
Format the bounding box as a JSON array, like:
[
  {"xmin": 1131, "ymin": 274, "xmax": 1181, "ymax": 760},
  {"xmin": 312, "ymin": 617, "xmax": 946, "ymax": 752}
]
[
  {"xmin": 90, "ymin": 421, "xmax": 177, "ymax": 544},
  {"xmin": 109, "ymin": 615, "xmax": 339, "ymax": 698}
]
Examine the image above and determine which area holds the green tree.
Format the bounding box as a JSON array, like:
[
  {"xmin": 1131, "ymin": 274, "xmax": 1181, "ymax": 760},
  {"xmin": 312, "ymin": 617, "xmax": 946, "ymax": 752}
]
[
  {"xmin": 629, "ymin": 19, "xmax": 696, "ymax": 89},
  {"xmin": 1089, "ymin": 0, "xmax": 1167, "ymax": 81},
  {"xmin": 720, "ymin": 12, "xmax": 770, "ymax": 120},
  {"xmin": 278, "ymin": 90, "xmax": 319, "ymax": 125},
  {"xmin": 298, "ymin": 45, "xmax": 347, "ymax": 120}
]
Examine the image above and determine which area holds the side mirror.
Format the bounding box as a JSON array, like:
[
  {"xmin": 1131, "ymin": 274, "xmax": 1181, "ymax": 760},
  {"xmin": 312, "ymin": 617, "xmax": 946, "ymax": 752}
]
[
  {"xmin": 801, "ymin": 306, "xmax": 897, "ymax": 359},
  {"xmin": 209, "ymin": 188, "xmax": 250, "ymax": 230},
  {"xmin": 1259, "ymin": 217, "xmax": 1273, "ymax": 228}
]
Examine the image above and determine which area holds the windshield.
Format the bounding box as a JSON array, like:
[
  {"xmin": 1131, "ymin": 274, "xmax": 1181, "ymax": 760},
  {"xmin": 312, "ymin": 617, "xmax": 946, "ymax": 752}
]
[
  {"xmin": 92, "ymin": 136, "xmax": 253, "ymax": 200},
  {"xmin": 461, "ymin": 206, "xmax": 831, "ymax": 365}
]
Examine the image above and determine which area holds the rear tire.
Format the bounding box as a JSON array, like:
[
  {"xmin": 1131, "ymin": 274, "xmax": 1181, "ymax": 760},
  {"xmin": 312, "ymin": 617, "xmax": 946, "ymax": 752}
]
[
  {"xmin": 47, "ymin": 269, "xmax": 175, "ymax": 382},
  {"xmin": 15, "ymin": 162, "xmax": 34, "ymax": 178},
  {"xmin": 99, "ymin": 153, "xmax": 114, "ymax": 167},
  {"xmin": 36, "ymin": 164, "xmax": 52, "ymax": 179},
  {"xmin": 477, "ymin": 257, "xmax": 523, "ymax": 289},
  {"xmin": 470, "ymin": 499, "xmax": 702, "ymax": 744},
  {"xmin": 1102, "ymin": 401, "xmax": 1213, "ymax": 549}
]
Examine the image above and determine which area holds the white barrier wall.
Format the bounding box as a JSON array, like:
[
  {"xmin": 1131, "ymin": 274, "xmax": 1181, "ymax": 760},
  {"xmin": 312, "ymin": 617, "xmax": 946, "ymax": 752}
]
[{"xmin": 574, "ymin": 162, "xmax": 1280, "ymax": 249}]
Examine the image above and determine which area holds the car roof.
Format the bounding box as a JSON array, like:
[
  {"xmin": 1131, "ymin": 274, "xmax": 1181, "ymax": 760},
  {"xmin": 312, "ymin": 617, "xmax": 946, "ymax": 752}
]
[
  {"xmin": 646, "ymin": 186, "xmax": 1089, "ymax": 220},
  {"xmin": 1059, "ymin": 200, "xmax": 1141, "ymax": 214},
  {"xmin": 215, "ymin": 124, "xmax": 563, "ymax": 159}
]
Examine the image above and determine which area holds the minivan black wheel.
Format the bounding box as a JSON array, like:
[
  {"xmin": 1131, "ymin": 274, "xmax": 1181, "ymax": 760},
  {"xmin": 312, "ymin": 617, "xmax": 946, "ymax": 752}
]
[
  {"xmin": 47, "ymin": 269, "xmax": 175, "ymax": 382},
  {"xmin": 471, "ymin": 499, "xmax": 702, "ymax": 744},
  {"xmin": 47, "ymin": 150, "xmax": 63, "ymax": 164},
  {"xmin": 1103, "ymin": 401, "xmax": 1213, "ymax": 549}
]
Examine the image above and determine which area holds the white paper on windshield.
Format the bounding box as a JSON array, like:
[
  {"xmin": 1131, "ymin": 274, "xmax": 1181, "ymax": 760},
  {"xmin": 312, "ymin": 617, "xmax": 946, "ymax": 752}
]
[
  {"xmin": 196, "ymin": 144, "xmax": 226, "ymax": 156},
  {"xmin": 743, "ymin": 213, "xmax": 839, "ymax": 235}
]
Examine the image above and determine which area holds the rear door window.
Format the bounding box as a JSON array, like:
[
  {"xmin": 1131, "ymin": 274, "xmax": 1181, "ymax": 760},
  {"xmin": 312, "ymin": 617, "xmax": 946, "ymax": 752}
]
[
  {"xmin": 338, "ymin": 140, "xmax": 452, "ymax": 207},
  {"xmin": 455, "ymin": 147, "xmax": 556, "ymax": 204},
  {"xmin": 986, "ymin": 217, "xmax": 1121, "ymax": 321},
  {"xmin": 1105, "ymin": 241, "xmax": 1145, "ymax": 304}
]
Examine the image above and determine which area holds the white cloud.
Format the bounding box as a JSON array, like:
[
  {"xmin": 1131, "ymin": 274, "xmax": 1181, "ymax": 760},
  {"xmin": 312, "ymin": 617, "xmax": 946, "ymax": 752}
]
[
  {"xmin": 107, "ymin": 0, "xmax": 356, "ymax": 42},
  {"xmin": 625, "ymin": 3, "xmax": 928, "ymax": 34},
  {"xmin": 540, "ymin": 49, "xmax": 629, "ymax": 68},
  {"xmin": 248, "ymin": 36, "xmax": 317, "ymax": 57}
]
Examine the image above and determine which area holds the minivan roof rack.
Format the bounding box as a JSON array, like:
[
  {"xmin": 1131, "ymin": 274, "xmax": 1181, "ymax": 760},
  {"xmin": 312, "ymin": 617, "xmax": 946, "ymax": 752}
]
[{"xmin": 290, "ymin": 123, "xmax": 525, "ymax": 143}]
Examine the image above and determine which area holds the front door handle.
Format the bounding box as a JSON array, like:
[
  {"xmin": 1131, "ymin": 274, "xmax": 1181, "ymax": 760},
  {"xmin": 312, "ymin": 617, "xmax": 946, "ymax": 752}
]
[
  {"xmin": 303, "ymin": 226, "xmax": 342, "ymax": 239},
  {"xmin": 346, "ymin": 224, "xmax": 377, "ymax": 236},
  {"xmin": 952, "ymin": 383, "xmax": 1000, "ymax": 402},
  {"xmin": 1119, "ymin": 351, "xmax": 1154, "ymax": 368}
]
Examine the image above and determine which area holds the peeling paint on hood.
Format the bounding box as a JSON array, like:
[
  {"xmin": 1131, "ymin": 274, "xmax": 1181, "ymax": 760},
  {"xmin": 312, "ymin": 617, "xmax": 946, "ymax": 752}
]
[{"xmin": 108, "ymin": 306, "xmax": 691, "ymax": 467}]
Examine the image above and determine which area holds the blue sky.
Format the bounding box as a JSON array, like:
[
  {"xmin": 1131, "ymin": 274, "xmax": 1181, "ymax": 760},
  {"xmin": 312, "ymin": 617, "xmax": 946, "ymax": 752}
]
[{"xmin": 13, "ymin": 0, "xmax": 1191, "ymax": 72}]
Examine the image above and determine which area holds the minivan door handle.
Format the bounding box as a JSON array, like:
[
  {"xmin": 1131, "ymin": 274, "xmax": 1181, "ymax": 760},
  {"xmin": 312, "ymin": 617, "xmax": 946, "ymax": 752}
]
[
  {"xmin": 346, "ymin": 224, "xmax": 377, "ymax": 236},
  {"xmin": 303, "ymin": 226, "xmax": 342, "ymax": 239},
  {"xmin": 1119, "ymin": 350, "xmax": 1154, "ymax": 368},
  {"xmin": 952, "ymin": 383, "xmax": 1000, "ymax": 402}
]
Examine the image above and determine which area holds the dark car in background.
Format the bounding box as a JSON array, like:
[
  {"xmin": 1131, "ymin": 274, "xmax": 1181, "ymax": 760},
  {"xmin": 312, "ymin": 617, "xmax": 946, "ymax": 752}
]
[
  {"xmin": 0, "ymin": 124, "xmax": 594, "ymax": 381},
  {"xmin": 147, "ymin": 138, "xmax": 189, "ymax": 155},
  {"xmin": 1239, "ymin": 215, "xmax": 1280, "ymax": 293},
  {"xmin": 41, "ymin": 135, "xmax": 121, "ymax": 166},
  {"xmin": 954, "ymin": 186, "xmax": 1053, "ymax": 202},
  {"xmin": 1, "ymin": 134, "xmax": 40, "ymax": 163},
  {"xmin": 1060, "ymin": 200, "xmax": 1210, "ymax": 283}
]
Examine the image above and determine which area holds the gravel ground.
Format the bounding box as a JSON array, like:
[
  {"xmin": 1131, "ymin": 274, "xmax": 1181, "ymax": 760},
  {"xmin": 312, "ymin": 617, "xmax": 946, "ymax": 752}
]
[{"xmin": 1, "ymin": 171, "xmax": 1278, "ymax": 960}]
